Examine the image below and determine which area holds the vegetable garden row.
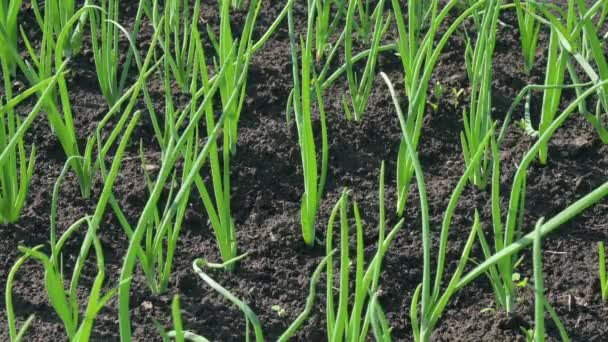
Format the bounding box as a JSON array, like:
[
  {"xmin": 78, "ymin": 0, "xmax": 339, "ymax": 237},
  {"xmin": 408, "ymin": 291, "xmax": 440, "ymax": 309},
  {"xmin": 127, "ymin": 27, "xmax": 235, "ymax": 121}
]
[{"xmin": 0, "ymin": 0, "xmax": 607, "ymax": 341}]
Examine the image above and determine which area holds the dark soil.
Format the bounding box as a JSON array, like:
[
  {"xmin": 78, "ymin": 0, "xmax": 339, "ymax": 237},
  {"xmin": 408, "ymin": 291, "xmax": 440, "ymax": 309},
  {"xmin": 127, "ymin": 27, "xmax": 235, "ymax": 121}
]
[{"xmin": 1, "ymin": 1, "xmax": 607, "ymax": 341}]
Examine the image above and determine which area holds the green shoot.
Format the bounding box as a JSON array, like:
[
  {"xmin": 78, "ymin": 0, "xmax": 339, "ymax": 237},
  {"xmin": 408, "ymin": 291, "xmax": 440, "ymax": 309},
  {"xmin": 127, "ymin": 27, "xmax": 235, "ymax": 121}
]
[
  {"xmin": 456, "ymin": 79, "xmax": 608, "ymax": 307},
  {"xmin": 89, "ymin": 0, "xmax": 121, "ymax": 106},
  {"xmin": 191, "ymin": 0, "xmax": 261, "ymax": 268},
  {"xmin": 193, "ymin": 257, "xmax": 264, "ymax": 342},
  {"xmin": 288, "ymin": 2, "xmax": 329, "ymax": 246},
  {"xmin": 161, "ymin": 295, "xmax": 211, "ymax": 342},
  {"xmin": 460, "ymin": 0, "xmax": 500, "ymax": 189},
  {"xmin": 214, "ymin": 0, "xmax": 261, "ymax": 154},
  {"xmin": 0, "ymin": 0, "xmax": 22, "ymax": 75},
  {"xmin": 172, "ymin": 296, "xmax": 185, "ymax": 342},
  {"xmin": 573, "ymin": 0, "xmax": 608, "ymax": 143},
  {"xmin": 534, "ymin": 0, "xmax": 608, "ymax": 143},
  {"xmin": 0, "ymin": 77, "xmax": 52, "ymax": 223},
  {"xmin": 325, "ymin": 164, "xmax": 405, "ymax": 341},
  {"xmin": 118, "ymin": 46, "xmax": 251, "ymax": 340},
  {"xmin": 16, "ymin": 224, "xmax": 119, "ymax": 341},
  {"xmin": 518, "ymin": 2, "xmax": 574, "ymax": 164},
  {"xmin": 315, "ymin": 0, "xmax": 346, "ymax": 64},
  {"xmin": 30, "ymin": 0, "xmax": 86, "ymax": 56},
  {"xmin": 8, "ymin": 118, "xmax": 139, "ymax": 341},
  {"xmin": 528, "ymin": 219, "xmax": 571, "ymax": 342},
  {"xmin": 600, "ymin": 242, "xmax": 608, "ymax": 300},
  {"xmin": 533, "ymin": 219, "xmax": 545, "ymax": 342},
  {"xmin": 344, "ymin": 0, "xmax": 390, "ymax": 121},
  {"xmin": 0, "ymin": 6, "xmax": 96, "ymax": 197},
  {"xmin": 384, "ymin": 71, "xmax": 497, "ymax": 341},
  {"xmin": 390, "ymin": 0, "xmax": 488, "ymax": 216},
  {"xmin": 536, "ymin": 26, "xmax": 569, "ymax": 164},
  {"xmin": 513, "ymin": 0, "xmax": 541, "ymax": 75},
  {"xmin": 6, "ymin": 250, "xmax": 38, "ymax": 341},
  {"xmin": 151, "ymin": 0, "xmax": 201, "ymax": 92}
]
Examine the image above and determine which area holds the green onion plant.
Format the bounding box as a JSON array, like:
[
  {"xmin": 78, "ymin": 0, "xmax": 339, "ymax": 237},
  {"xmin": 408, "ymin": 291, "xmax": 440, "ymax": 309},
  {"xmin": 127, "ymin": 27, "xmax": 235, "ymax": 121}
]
[
  {"xmin": 461, "ymin": 0, "xmax": 500, "ymax": 189},
  {"xmin": 5, "ymin": 111, "xmax": 138, "ymax": 341},
  {"xmin": 324, "ymin": 163, "xmax": 405, "ymax": 341},
  {"xmin": 600, "ymin": 242, "xmax": 608, "ymax": 300},
  {"xmin": 30, "ymin": 0, "xmax": 87, "ymax": 56},
  {"xmin": 390, "ymin": 0, "xmax": 488, "ymax": 216},
  {"xmin": 14, "ymin": 223, "xmax": 119, "ymax": 341},
  {"xmin": 0, "ymin": 77, "xmax": 55, "ymax": 223},
  {"xmin": 89, "ymin": 0, "xmax": 121, "ymax": 106},
  {"xmin": 0, "ymin": 6, "xmax": 96, "ymax": 197},
  {"xmin": 193, "ymin": 257, "xmax": 264, "ymax": 342},
  {"xmin": 462, "ymin": 77, "xmax": 608, "ymax": 316},
  {"xmin": 529, "ymin": 219, "xmax": 571, "ymax": 342},
  {"xmin": 191, "ymin": 0, "xmax": 261, "ymax": 268},
  {"xmin": 572, "ymin": 0, "xmax": 608, "ymax": 143},
  {"xmin": 513, "ymin": 0, "xmax": 541, "ymax": 75},
  {"xmin": 157, "ymin": 295, "xmax": 210, "ymax": 342},
  {"xmin": 0, "ymin": 0, "xmax": 22, "ymax": 75},
  {"xmin": 518, "ymin": 2, "xmax": 575, "ymax": 164},
  {"xmin": 344, "ymin": 0, "xmax": 390, "ymax": 121},
  {"xmin": 535, "ymin": 0, "xmax": 608, "ymax": 143},
  {"xmin": 315, "ymin": 0, "xmax": 346, "ymax": 63},
  {"xmin": 117, "ymin": 46, "xmax": 249, "ymax": 340},
  {"xmin": 288, "ymin": 2, "xmax": 329, "ymax": 246},
  {"xmin": 535, "ymin": 26, "xmax": 569, "ymax": 164},
  {"xmin": 383, "ymin": 72, "xmax": 494, "ymax": 341},
  {"xmin": 150, "ymin": 0, "xmax": 201, "ymax": 92}
]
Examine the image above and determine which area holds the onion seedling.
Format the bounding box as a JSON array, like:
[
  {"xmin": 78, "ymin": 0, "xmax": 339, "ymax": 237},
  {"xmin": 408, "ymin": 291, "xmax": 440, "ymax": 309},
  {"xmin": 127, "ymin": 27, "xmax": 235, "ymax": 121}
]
[
  {"xmin": 390, "ymin": 0, "xmax": 488, "ymax": 216},
  {"xmin": 5, "ymin": 111, "xmax": 138, "ymax": 341},
  {"xmin": 131, "ymin": 97, "xmax": 199, "ymax": 293},
  {"xmin": 190, "ymin": 0, "xmax": 263, "ymax": 269},
  {"xmin": 525, "ymin": 219, "xmax": 571, "ymax": 342},
  {"xmin": 535, "ymin": 26, "xmax": 569, "ymax": 164},
  {"xmin": 513, "ymin": 0, "xmax": 541, "ymax": 75},
  {"xmin": 0, "ymin": 0, "xmax": 22, "ymax": 75},
  {"xmin": 315, "ymin": 0, "xmax": 346, "ymax": 64},
  {"xmin": 90, "ymin": 0, "xmax": 153, "ymax": 109},
  {"xmin": 344, "ymin": 0, "xmax": 390, "ymax": 121},
  {"xmin": 29, "ymin": 0, "xmax": 87, "ymax": 56},
  {"xmin": 456, "ymin": 78, "xmax": 608, "ymax": 316},
  {"xmin": 288, "ymin": 3, "xmax": 329, "ymax": 246},
  {"xmin": 150, "ymin": 0, "xmax": 201, "ymax": 92},
  {"xmin": 572, "ymin": 0, "xmax": 608, "ymax": 144},
  {"xmin": 89, "ymin": 0, "xmax": 121, "ymax": 106},
  {"xmin": 460, "ymin": 0, "xmax": 500, "ymax": 189},
  {"xmin": 15, "ymin": 224, "xmax": 119, "ymax": 341},
  {"xmin": 214, "ymin": 0, "xmax": 261, "ymax": 154},
  {"xmin": 0, "ymin": 77, "xmax": 53, "ymax": 223},
  {"xmin": 535, "ymin": 0, "xmax": 608, "ymax": 143},
  {"xmin": 0, "ymin": 6, "xmax": 96, "ymax": 197},
  {"xmin": 325, "ymin": 164, "xmax": 405, "ymax": 341},
  {"xmin": 159, "ymin": 295, "xmax": 210, "ymax": 342},
  {"xmin": 117, "ymin": 46, "xmax": 251, "ymax": 340},
  {"xmin": 384, "ymin": 71, "xmax": 496, "ymax": 341},
  {"xmin": 600, "ymin": 242, "xmax": 608, "ymax": 300},
  {"xmin": 518, "ymin": 1, "xmax": 575, "ymax": 164},
  {"xmin": 5, "ymin": 250, "xmax": 37, "ymax": 342},
  {"xmin": 193, "ymin": 257, "xmax": 264, "ymax": 342}
]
